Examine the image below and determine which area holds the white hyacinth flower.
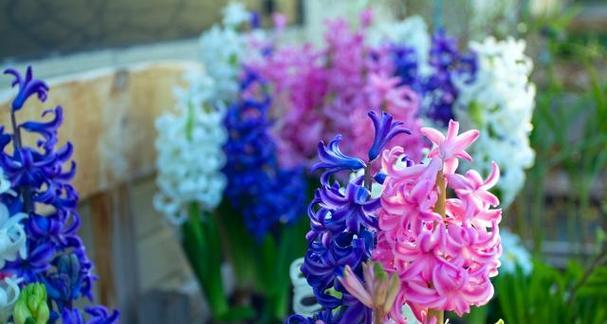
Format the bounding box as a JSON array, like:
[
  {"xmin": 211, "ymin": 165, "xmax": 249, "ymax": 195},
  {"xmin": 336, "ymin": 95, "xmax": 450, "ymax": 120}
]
[
  {"xmin": 154, "ymin": 72, "xmax": 228, "ymax": 225},
  {"xmin": 499, "ymin": 228, "xmax": 533, "ymax": 276},
  {"xmin": 199, "ymin": 2, "xmax": 254, "ymax": 103},
  {"xmin": 0, "ymin": 170, "xmax": 9, "ymax": 194},
  {"xmin": 290, "ymin": 258, "xmax": 322, "ymax": 316},
  {"xmin": 222, "ymin": 2, "xmax": 250, "ymax": 28},
  {"xmin": 0, "ymin": 276, "xmax": 20, "ymax": 323},
  {"xmin": 455, "ymin": 37, "xmax": 536, "ymax": 207},
  {"xmin": 199, "ymin": 26, "xmax": 244, "ymax": 102},
  {"xmin": 0, "ymin": 199, "xmax": 27, "ymax": 269}
]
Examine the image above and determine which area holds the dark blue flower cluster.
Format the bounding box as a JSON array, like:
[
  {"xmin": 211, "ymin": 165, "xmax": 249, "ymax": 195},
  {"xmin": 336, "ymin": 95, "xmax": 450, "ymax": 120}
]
[
  {"xmin": 223, "ymin": 69, "xmax": 307, "ymax": 240},
  {"xmin": 1, "ymin": 67, "xmax": 118, "ymax": 323},
  {"xmin": 390, "ymin": 45, "xmax": 422, "ymax": 92},
  {"xmin": 288, "ymin": 112, "xmax": 408, "ymax": 323},
  {"xmin": 391, "ymin": 30, "xmax": 478, "ymax": 126}
]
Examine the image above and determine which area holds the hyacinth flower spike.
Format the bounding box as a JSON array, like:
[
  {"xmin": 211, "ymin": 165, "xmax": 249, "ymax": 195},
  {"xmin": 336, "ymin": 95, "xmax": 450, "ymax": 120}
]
[
  {"xmin": 373, "ymin": 119, "xmax": 501, "ymax": 324},
  {"xmin": 222, "ymin": 69, "xmax": 307, "ymax": 320},
  {"xmin": 290, "ymin": 110, "xmax": 410, "ymax": 323},
  {"xmin": 1, "ymin": 67, "xmax": 119, "ymax": 323}
]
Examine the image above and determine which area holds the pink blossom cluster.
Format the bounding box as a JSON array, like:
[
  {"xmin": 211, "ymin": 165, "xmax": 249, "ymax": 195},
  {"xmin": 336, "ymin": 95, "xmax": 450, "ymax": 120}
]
[
  {"xmin": 373, "ymin": 120, "xmax": 502, "ymax": 323},
  {"xmin": 249, "ymin": 11, "xmax": 426, "ymax": 169},
  {"xmin": 252, "ymin": 44, "xmax": 328, "ymax": 168}
]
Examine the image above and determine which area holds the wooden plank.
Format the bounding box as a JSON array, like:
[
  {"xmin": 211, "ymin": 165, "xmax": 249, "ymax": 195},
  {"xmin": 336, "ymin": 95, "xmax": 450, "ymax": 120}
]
[
  {"xmin": 138, "ymin": 226, "xmax": 190, "ymax": 292},
  {"xmin": 89, "ymin": 192, "xmax": 116, "ymax": 308},
  {"xmin": 113, "ymin": 184, "xmax": 141, "ymax": 323},
  {"xmin": 131, "ymin": 177, "xmax": 166, "ymax": 238}
]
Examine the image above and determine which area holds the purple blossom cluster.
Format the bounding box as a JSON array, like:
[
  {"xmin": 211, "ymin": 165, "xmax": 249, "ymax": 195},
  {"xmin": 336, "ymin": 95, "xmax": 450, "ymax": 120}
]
[
  {"xmin": 391, "ymin": 30, "xmax": 478, "ymax": 126},
  {"xmin": 1, "ymin": 67, "xmax": 118, "ymax": 323},
  {"xmin": 223, "ymin": 69, "xmax": 307, "ymax": 239},
  {"xmin": 288, "ymin": 112, "xmax": 409, "ymax": 323}
]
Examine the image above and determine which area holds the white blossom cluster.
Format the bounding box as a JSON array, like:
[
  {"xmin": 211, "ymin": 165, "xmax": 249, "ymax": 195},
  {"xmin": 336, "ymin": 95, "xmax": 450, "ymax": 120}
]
[
  {"xmin": 0, "ymin": 170, "xmax": 26, "ymax": 320},
  {"xmin": 198, "ymin": 2, "xmax": 250, "ymax": 102},
  {"xmin": 0, "ymin": 276, "xmax": 20, "ymax": 323},
  {"xmin": 455, "ymin": 37, "xmax": 536, "ymax": 207},
  {"xmin": 154, "ymin": 72, "xmax": 228, "ymax": 225}
]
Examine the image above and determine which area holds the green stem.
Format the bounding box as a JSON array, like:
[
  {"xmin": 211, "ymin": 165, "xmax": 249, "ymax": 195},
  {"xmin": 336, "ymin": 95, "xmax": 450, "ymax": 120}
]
[
  {"xmin": 428, "ymin": 308, "xmax": 444, "ymax": 324},
  {"xmin": 373, "ymin": 310, "xmax": 384, "ymax": 324},
  {"xmin": 567, "ymin": 246, "xmax": 607, "ymax": 307},
  {"xmin": 435, "ymin": 170, "xmax": 446, "ymax": 218},
  {"xmin": 182, "ymin": 202, "xmax": 229, "ymax": 318},
  {"xmin": 426, "ymin": 171, "xmax": 447, "ymax": 323},
  {"xmin": 216, "ymin": 200, "xmax": 257, "ymax": 290},
  {"xmin": 364, "ymin": 166, "xmax": 373, "ymax": 191}
]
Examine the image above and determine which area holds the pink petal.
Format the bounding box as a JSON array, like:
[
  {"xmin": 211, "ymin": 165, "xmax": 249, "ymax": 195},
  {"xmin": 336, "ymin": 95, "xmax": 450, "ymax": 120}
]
[
  {"xmin": 482, "ymin": 162, "xmax": 500, "ymax": 189},
  {"xmin": 444, "ymin": 159, "xmax": 459, "ymax": 175},
  {"xmin": 452, "ymin": 129, "xmax": 480, "ymax": 153},
  {"xmin": 465, "ymin": 170, "xmax": 484, "ymax": 187},
  {"xmin": 477, "ymin": 191, "xmax": 500, "ymax": 206},
  {"xmin": 420, "ymin": 127, "xmax": 445, "ymax": 146},
  {"xmin": 447, "ymin": 173, "xmax": 472, "ymax": 191},
  {"xmin": 339, "ymin": 266, "xmax": 373, "ymax": 308},
  {"xmin": 446, "ymin": 120, "xmax": 460, "ymax": 140}
]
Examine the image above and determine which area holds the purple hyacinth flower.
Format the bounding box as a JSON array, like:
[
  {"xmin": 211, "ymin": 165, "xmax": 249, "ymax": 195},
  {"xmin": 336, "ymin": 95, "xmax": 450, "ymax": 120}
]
[
  {"xmin": 250, "ymin": 11, "xmax": 261, "ymax": 29},
  {"xmin": 224, "ymin": 69, "xmax": 307, "ymax": 239},
  {"xmin": 285, "ymin": 308, "xmax": 336, "ymax": 324},
  {"xmin": 85, "ymin": 306, "xmax": 121, "ymax": 324},
  {"xmin": 293, "ymin": 111, "xmax": 409, "ymax": 323},
  {"xmin": 312, "ymin": 135, "xmax": 366, "ymax": 185},
  {"xmin": 3, "ymin": 66, "xmax": 49, "ymax": 111},
  {"xmin": 61, "ymin": 308, "xmax": 85, "ymax": 324},
  {"xmin": 367, "ymin": 111, "xmax": 410, "ymax": 161}
]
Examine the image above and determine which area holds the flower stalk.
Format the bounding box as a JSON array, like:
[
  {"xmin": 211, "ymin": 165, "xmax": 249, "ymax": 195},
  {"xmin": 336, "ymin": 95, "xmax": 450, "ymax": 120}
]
[{"xmin": 181, "ymin": 202, "xmax": 228, "ymax": 318}]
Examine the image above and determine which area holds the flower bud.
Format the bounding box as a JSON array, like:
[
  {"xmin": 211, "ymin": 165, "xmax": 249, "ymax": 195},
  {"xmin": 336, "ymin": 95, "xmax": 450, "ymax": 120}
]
[{"xmin": 13, "ymin": 283, "xmax": 49, "ymax": 324}]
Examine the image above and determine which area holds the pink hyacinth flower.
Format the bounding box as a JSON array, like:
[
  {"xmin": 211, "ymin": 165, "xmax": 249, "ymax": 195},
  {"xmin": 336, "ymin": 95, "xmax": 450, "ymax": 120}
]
[
  {"xmin": 374, "ymin": 123, "xmax": 501, "ymax": 323},
  {"xmin": 447, "ymin": 161, "xmax": 500, "ymax": 210},
  {"xmin": 421, "ymin": 120, "xmax": 480, "ymax": 174},
  {"xmin": 340, "ymin": 265, "xmax": 374, "ymax": 308}
]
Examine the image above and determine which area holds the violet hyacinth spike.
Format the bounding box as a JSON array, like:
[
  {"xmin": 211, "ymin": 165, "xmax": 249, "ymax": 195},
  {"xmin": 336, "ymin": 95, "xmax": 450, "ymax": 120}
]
[
  {"xmin": 0, "ymin": 66, "xmax": 120, "ymax": 322},
  {"xmin": 3, "ymin": 66, "xmax": 49, "ymax": 111},
  {"xmin": 367, "ymin": 111, "xmax": 411, "ymax": 162}
]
